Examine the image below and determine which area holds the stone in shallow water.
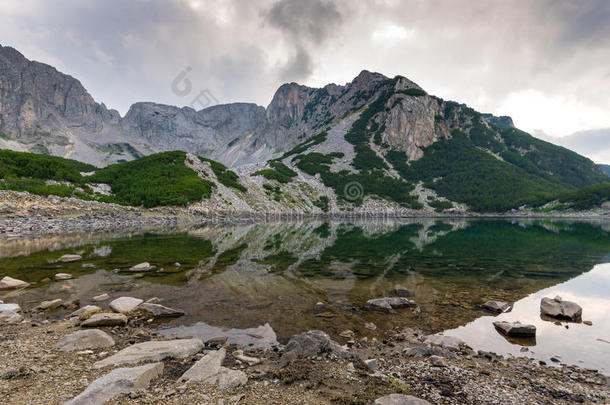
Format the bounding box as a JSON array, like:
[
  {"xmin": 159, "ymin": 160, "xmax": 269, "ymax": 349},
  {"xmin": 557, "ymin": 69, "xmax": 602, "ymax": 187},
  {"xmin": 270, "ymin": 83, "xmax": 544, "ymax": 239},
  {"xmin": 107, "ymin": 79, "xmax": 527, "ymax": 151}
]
[
  {"xmin": 94, "ymin": 338, "xmax": 204, "ymax": 368},
  {"xmin": 70, "ymin": 305, "xmax": 101, "ymax": 318},
  {"xmin": 481, "ymin": 300, "xmax": 510, "ymax": 314},
  {"xmin": 493, "ymin": 321, "xmax": 537, "ymax": 337},
  {"xmin": 55, "ymin": 329, "xmax": 115, "ymax": 351},
  {"xmin": 540, "ymin": 296, "xmax": 582, "ymax": 321},
  {"xmin": 158, "ymin": 322, "xmax": 278, "ymax": 350},
  {"xmin": 0, "ymin": 276, "xmax": 29, "ymax": 290},
  {"xmin": 59, "ymin": 254, "xmax": 82, "ymax": 262},
  {"xmin": 375, "ymin": 394, "xmax": 432, "ymax": 405},
  {"xmin": 136, "ymin": 303, "xmax": 185, "ymax": 318},
  {"xmin": 365, "ymin": 297, "xmax": 416, "ymax": 313},
  {"xmin": 109, "ymin": 297, "xmax": 143, "ymax": 313},
  {"xmin": 127, "ymin": 262, "xmax": 156, "ymax": 272},
  {"xmin": 81, "ymin": 313, "xmax": 128, "ymax": 327},
  {"xmin": 54, "ymin": 273, "xmax": 72, "ymax": 280},
  {"xmin": 65, "ymin": 362, "xmax": 163, "ymax": 405},
  {"xmin": 92, "ymin": 293, "xmax": 109, "ymax": 302},
  {"xmin": 36, "ymin": 298, "xmax": 63, "ymax": 310},
  {"xmin": 392, "ymin": 284, "xmax": 414, "ymax": 297}
]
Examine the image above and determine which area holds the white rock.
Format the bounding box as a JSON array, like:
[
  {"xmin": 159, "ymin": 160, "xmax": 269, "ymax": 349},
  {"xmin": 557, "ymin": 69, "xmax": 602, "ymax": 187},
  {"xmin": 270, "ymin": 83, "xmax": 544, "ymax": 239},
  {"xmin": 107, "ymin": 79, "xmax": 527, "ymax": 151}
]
[
  {"xmin": 94, "ymin": 338, "xmax": 204, "ymax": 368},
  {"xmin": 81, "ymin": 313, "xmax": 128, "ymax": 327},
  {"xmin": 234, "ymin": 353, "xmax": 260, "ymax": 366},
  {"xmin": 65, "ymin": 362, "xmax": 163, "ymax": 405},
  {"xmin": 92, "ymin": 293, "xmax": 109, "ymax": 302},
  {"xmin": 0, "ymin": 303, "xmax": 23, "ymax": 324},
  {"xmin": 0, "ymin": 276, "xmax": 29, "ymax": 290},
  {"xmin": 179, "ymin": 348, "xmax": 247, "ymax": 389},
  {"xmin": 128, "ymin": 262, "xmax": 156, "ymax": 272},
  {"xmin": 424, "ymin": 334, "xmax": 465, "ymax": 351},
  {"xmin": 36, "ymin": 298, "xmax": 63, "ymax": 310},
  {"xmin": 55, "ymin": 273, "xmax": 73, "ymax": 280},
  {"xmin": 59, "ymin": 254, "xmax": 82, "ymax": 262},
  {"xmin": 109, "ymin": 297, "xmax": 143, "ymax": 313},
  {"xmin": 0, "ymin": 303, "xmax": 21, "ymax": 313},
  {"xmin": 55, "ymin": 329, "xmax": 115, "ymax": 351}
]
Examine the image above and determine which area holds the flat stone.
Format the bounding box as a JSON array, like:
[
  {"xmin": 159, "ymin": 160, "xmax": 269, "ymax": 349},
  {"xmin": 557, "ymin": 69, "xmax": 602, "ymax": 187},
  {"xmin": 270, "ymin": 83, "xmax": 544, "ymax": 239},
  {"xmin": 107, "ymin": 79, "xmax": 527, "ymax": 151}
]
[
  {"xmin": 365, "ymin": 297, "xmax": 415, "ymax": 313},
  {"xmin": 66, "ymin": 362, "xmax": 163, "ymax": 405},
  {"xmin": 481, "ymin": 300, "xmax": 510, "ymax": 314},
  {"xmin": 92, "ymin": 293, "xmax": 110, "ymax": 302},
  {"xmin": 136, "ymin": 303, "xmax": 185, "ymax": 318},
  {"xmin": 540, "ymin": 296, "xmax": 582, "ymax": 321},
  {"xmin": 339, "ymin": 330, "xmax": 355, "ymax": 339},
  {"xmin": 157, "ymin": 322, "xmax": 278, "ymax": 350},
  {"xmin": 36, "ymin": 298, "xmax": 63, "ymax": 310},
  {"xmin": 109, "ymin": 297, "xmax": 143, "ymax": 313},
  {"xmin": 234, "ymin": 353, "xmax": 261, "ymax": 366},
  {"xmin": 94, "ymin": 338, "xmax": 203, "ymax": 368},
  {"xmin": 81, "ymin": 313, "xmax": 128, "ymax": 327},
  {"xmin": 424, "ymin": 334, "xmax": 465, "ymax": 351},
  {"xmin": 392, "ymin": 284, "xmax": 414, "ymax": 297},
  {"xmin": 364, "ymin": 358, "xmax": 378, "ymax": 371},
  {"xmin": 55, "ymin": 273, "xmax": 73, "ymax": 280},
  {"xmin": 0, "ymin": 276, "xmax": 29, "ymax": 290},
  {"xmin": 180, "ymin": 348, "xmax": 225, "ymax": 383},
  {"xmin": 56, "ymin": 329, "xmax": 115, "ymax": 351},
  {"xmin": 127, "ymin": 262, "xmax": 156, "ymax": 272},
  {"xmin": 214, "ymin": 369, "xmax": 248, "ymax": 389},
  {"xmin": 493, "ymin": 321, "xmax": 537, "ymax": 337},
  {"xmin": 59, "ymin": 254, "xmax": 82, "ymax": 262},
  {"xmin": 365, "ymin": 322, "xmax": 377, "ymax": 331},
  {"xmin": 70, "ymin": 305, "xmax": 101, "ymax": 318},
  {"xmin": 0, "ymin": 303, "xmax": 21, "ymax": 313},
  {"xmin": 375, "ymin": 394, "xmax": 432, "ymax": 405}
]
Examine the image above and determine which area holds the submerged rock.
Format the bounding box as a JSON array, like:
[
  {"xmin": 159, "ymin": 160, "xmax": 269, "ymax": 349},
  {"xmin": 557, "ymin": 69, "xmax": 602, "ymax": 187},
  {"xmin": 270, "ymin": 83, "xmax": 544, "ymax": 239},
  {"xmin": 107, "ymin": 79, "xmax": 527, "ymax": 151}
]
[
  {"xmin": 109, "ymin": 297, "xmax": 143, "ymax": 313},
  {"xmin": 36, "ymin": 298, "xmax": 63, "ymax": 311},
  {"xmin": 55, "ymin": 329, "xmax": 115, "ymax": 351},
  {"xmin": 54, "ymin": 273, "xmax": 73, "ymax": 280},
  {"xmin": 66, "ymin": 362, "xmax": 163, "ymax": 405},
  {"xmin": 92, "ymin": 293, "xmax": 109, "ymax": 302},
  {"xmin": 81, "ymin": 313, "xmax": 128, "ymax": 327},
  {"xmin": 59, "ymin": 254, "xmax": 82, "ymax": 262},
  {"xmin": 365, "ymin": 297, "xmax": 416, "ymax": 313},
  {"xmin": 540, "ymin": 296, "xmax": 582, "ymax": 321},
  {"xmin": 127, "ymin": 262, "xmax": 156, "ymax": 272},
  {"xmin": 493, "ymin": 321, "xmax": 536, "ymax": 337},
  {"xmin": 375, "ymin": 394, "xmax": 432, "ymax": 404},
  {"xmin": 0, "ymin": 276, "xmax": 29, "ymax": 290},
  {"xmin": 481, "ymin": 301, "xmax": 510, "ymax": 314},
  {"xmin": 94, "ymin": 338, "xmax": 204, "ymax": 368},
  {"xmin": 424, "ymin": 334, "xmax": 465, "ymax": 351},
  {"xmin": 391, "ymin": 284, "xmax": 414, "ymax": 297},
  {"xmin": 136, "ymin": 303, "xmax": 185, "ymax": 318},
  {"xmin": 70, "ymin": 305, "xmax": 101, "ymax": 318}
]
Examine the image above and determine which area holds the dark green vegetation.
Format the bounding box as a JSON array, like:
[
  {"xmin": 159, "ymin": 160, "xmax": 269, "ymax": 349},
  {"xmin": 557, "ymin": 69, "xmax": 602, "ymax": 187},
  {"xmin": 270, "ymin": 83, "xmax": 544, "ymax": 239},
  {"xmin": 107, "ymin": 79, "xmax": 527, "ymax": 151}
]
[
  {"xmin": 275, "ymin": 130, "xmax": 328, "ymax": 161},
  {"xmin": 198, "ymin": 156, "xmax": 246, "ymax": 192},
  {"xmin": 428, "ymin": 199, "xmax": 453, "ymax": 212},
  {"xmin": 0, "ymin": 149, "xmax": 95, "ymax": 198},
  {"xmin": 252, "ymin": 161, "xmax": 297, "ymax": 184},
  {"xmin": 543, "ymin": 182, "xmax": 610, "ymax": 210},
  {"xmin": 313, "ymin": 195, "xmax": 330, "ymax": 212},
  {"xmin": 89, "ymin": 151, "xmax": 215, "ymax": 207}
]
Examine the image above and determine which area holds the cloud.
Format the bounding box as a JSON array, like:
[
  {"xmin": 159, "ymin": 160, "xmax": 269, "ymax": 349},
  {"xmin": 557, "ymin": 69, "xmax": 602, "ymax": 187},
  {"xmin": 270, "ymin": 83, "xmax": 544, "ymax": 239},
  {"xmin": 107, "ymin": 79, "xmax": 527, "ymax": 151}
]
[{"xmin": 0, "ymin": 0, "xmax": 608, "ymax": 148}]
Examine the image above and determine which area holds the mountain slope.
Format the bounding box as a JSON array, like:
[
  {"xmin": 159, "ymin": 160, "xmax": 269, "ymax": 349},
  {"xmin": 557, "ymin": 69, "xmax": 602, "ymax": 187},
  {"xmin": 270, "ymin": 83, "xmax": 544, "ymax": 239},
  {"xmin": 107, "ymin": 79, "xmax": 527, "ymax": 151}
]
[
  {"xmin": 600, "ymin": 164, "xmax": 610, "ymax": 176},
  {"xmin": 1, "ymin": 44, "xmax": 608, "ymax": 213}
]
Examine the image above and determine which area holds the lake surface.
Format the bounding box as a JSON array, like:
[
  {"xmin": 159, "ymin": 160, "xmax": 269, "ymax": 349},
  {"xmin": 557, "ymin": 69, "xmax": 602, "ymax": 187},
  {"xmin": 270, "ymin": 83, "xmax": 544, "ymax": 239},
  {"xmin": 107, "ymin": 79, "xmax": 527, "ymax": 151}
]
[{"xmin": 1, "ymin": 218, "xmax": 609, "ymax": 371}]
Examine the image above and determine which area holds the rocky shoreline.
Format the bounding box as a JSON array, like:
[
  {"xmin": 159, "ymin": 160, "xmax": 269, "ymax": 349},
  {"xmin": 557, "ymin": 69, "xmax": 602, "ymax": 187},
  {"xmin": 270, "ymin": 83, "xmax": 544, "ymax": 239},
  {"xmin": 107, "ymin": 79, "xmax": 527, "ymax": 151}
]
[
  {"xmin": 0, "ymin": 295, "xmax": 608, "ymax": 405},
  {"xmin": 1, "ymin": 191, "xmax": 609, "ymax": 242}
]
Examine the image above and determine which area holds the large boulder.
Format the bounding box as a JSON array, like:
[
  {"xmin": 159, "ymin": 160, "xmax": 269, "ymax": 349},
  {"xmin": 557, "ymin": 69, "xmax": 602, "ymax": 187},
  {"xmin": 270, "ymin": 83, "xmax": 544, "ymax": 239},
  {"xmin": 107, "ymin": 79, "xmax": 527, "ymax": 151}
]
[
  {"xmin": 55, "ymin": 329, "xmax": 115, "ymax": 351},
  {"xmin": 493, "ymin": 321, "xmax": 536, "ymax": 337},
  {"xmin": 365, "ymin": 297, "xmax": 416, "ymax": 313},
  {"xmin": 282, "ymin": 330, "xmax": 348, "ymax": 365},
  {"xmin": 375, "ymin": 394, "xmax": 432, "ymax": 404},
  {"xmin": 65, "ymin": 362, "xmax": 163, "ymax": 405},
  {"xmin": 81, "ymin": 313, "xmax": 128, "ymax": 327},
  {"xmin": 109, "ymin": 297, "xmax": 143, "ymax": 313},
  {"xmin": 0, "ymin": 303, "xmax": 23, "ymax": 324},
  {"xmin": 540, "ymin": 296, "xmax": 582, "ymax": 321},
  {"xmin": 0, "ymin": 276, "xmax": 29, "ymax": 290},
  {"xmin": 94, "ymin": 338, "xmax": 203, "ymax": 368}
]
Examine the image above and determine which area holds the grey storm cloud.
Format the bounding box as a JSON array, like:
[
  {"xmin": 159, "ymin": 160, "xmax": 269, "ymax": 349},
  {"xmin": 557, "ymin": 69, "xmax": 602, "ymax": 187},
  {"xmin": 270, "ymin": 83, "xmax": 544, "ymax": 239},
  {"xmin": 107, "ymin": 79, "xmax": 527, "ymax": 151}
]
[{"xmin": 0, "ymin": 0, "xmax": 609, "ymax": 162}]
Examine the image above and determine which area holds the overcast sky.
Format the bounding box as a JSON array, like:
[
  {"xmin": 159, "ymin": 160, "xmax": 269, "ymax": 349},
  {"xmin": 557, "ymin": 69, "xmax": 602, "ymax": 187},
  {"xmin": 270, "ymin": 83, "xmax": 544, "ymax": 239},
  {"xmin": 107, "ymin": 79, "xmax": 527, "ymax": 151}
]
[{"xmin": 1, "ymin": 0, "xmax": 609, "ymax": 163}]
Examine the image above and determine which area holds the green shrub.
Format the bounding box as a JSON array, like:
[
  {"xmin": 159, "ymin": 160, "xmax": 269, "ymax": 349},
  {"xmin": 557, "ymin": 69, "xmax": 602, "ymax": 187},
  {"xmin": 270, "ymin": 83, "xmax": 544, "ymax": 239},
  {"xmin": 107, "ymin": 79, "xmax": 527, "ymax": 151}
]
[
  {"xmin": 252, "ymin": 161, "xmax": 297, "ymax": 183},
  {"xmin": 199, "ymin": 156, "xmax": 246, "ymax": 192}
]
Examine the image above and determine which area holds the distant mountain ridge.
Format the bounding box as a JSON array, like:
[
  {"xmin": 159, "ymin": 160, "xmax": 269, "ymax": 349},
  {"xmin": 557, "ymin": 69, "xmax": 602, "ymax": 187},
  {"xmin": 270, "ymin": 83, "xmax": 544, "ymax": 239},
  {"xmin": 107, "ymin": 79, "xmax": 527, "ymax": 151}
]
[
  {"xmin": 600, "ymin": 164, "xmax": 610, "ymax": 176},
  {"xmin": 0, "ymin": 43, "xmax": 608, "ymax": 213}
]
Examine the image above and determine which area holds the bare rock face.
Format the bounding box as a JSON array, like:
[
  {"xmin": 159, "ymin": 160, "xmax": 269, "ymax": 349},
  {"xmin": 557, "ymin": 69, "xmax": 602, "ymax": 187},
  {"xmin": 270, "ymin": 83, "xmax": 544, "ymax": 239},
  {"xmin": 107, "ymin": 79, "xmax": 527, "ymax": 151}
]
[{"xmin": 93, "ymin": 338, "xmax": 203, "ymax": 368}]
